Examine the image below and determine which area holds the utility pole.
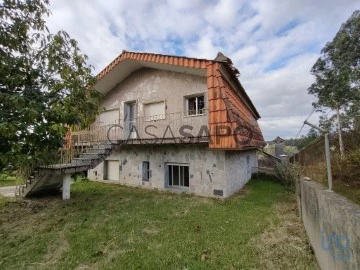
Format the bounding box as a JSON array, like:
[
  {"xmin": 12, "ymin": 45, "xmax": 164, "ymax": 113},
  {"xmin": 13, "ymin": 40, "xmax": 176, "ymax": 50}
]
[{"xmin": 304, "ymin": 120, "xmax": 333, "ymax": 191}]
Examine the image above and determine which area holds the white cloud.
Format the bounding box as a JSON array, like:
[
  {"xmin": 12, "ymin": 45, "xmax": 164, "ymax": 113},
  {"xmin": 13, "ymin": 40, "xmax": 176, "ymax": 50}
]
[{"xmin": 46, "ymin": 0, "xmax": 360, "ymax": 140}]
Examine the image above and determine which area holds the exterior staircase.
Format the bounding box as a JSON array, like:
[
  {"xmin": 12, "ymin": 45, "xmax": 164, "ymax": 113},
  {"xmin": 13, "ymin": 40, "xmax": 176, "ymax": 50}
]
[
  {"xmin": 16, "ymin": 111, "xmax": 209, "ymax": 198},
  {"xmin": 17, "ymin": 140, "xmax": 122, "ymax": 198}
]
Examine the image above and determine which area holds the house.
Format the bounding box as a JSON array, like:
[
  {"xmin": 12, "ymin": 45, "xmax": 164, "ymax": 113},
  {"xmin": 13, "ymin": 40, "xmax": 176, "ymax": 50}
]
[
  {"xmin": 19, "ymin": 50, "xmax": 265, "ymax": 199},
  {"xmin": 78, "ymin": 50, "xmax": 265, "ymax": 198}
]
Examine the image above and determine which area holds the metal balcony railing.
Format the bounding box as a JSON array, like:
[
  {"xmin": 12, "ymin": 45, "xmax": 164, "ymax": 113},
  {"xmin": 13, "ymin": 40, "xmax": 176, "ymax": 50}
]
[{"xmin": 71, "ymin": 110, "xmax": 209, "ymax": 144}]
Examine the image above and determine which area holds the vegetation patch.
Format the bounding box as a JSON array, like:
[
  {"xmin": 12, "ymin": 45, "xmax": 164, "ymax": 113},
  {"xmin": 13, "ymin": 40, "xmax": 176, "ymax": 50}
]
[
  {"xmin": 0, "ymin": 173, "xmax": 17, "ymax": 187},
  {"xmin": 0, "ymin": 177, "xmax": 318, "ymax": 269}
]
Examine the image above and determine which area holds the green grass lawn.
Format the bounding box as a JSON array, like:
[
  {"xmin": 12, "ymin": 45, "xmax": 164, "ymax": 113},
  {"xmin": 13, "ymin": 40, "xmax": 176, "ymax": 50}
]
[
  {"xmin": 0, "ymin": 174, "xmax": 17, "ymax": 187},
  {"xmin": 0, "ymin": 177, "xmax": 318, "ymax": 269}
]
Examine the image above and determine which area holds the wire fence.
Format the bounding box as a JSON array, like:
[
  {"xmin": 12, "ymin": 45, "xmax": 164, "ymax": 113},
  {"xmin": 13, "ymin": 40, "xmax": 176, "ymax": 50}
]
[{"xmin": 290, "ymin": 129, "xmax": 360, "ymax": 204}]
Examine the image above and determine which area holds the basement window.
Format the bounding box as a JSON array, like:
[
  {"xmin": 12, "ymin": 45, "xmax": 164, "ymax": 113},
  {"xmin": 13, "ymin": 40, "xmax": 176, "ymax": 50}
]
[
  {"xmin": 166, "ymin": 164, "xmax": 189, "ymax": 188},
  {"xmin": 142, "ymin": 161, "xmax": 150, "ymax": 181},
  {"xmin": 185, "ymin": 95, "xmax": 205, "ymax": 116}
]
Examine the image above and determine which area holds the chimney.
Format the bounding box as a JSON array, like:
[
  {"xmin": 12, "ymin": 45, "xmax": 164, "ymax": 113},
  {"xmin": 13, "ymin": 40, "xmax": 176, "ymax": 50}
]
[{"xmin": 273, "ymin": 136, "xmax": 285, "ymax": 157}]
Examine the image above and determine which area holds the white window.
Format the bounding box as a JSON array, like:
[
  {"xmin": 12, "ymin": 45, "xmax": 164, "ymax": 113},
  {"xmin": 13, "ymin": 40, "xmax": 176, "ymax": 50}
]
[
  {"xmin": 185, "ymin": 95, "xmax": 205, "ymax": 116},
  {"xmin": 99, "ymin": 109, "xmax": 119, "ymax": 125},
  {"xmin": 144, "ymin": 101, "xmax": 165, "ymax": 121},
  {"xmin": 167, "ymin": 164, "xmax": 189, "ymax": 188}
]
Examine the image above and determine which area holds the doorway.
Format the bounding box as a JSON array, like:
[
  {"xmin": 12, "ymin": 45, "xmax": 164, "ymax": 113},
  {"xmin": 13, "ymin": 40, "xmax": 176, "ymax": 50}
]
[{"xmin": 124, "ymin": 101, "xmax": 137, "ymax": 139}]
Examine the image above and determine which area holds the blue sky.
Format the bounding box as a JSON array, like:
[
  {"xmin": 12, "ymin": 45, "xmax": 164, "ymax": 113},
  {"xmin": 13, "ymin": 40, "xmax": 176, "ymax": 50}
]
[{"xmin": 47, "ymin": 0, "xmax": 360, "ymax": 141}]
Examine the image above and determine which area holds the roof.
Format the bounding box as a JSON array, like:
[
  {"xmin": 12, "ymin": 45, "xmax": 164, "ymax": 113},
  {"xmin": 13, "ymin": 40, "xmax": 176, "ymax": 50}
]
[
  {"xmin": 95, "ymin": 50, "xmax": 265, "ymax": 149},
  {"xmin": 95, "ymin": 50, "xmax": 260, "ymax": 119},
  {"xmin": 273, "ymin": 136, "xmax": 285, "ymax": 143}
]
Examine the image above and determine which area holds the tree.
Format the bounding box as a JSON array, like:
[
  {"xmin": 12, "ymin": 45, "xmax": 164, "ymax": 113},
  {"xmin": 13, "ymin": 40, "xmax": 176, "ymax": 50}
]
[
  {"xmin": 297, "ymin": 128, "xmax": 319, "ymax": 150},
  {"xmin": 0, "ymin": 0, "xmax": 102, "ymax": 170},
  {"xmin": 308, "ymin": 10, "xmax": 360, "ymax": 157}
]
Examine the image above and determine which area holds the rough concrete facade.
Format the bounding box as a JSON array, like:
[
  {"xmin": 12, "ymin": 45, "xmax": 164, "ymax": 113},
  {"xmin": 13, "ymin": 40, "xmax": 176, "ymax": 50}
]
[
  {"xmin": 297, "ymin": 178, "xmax": 360, "ymax": 270},
  {"xmin": 96, "ymin": 68, "xmax": 209, "ymax": 139},
  {"xmin": 88, "ymin": 145, "xmax": 257, "ymax": 198},
  {"xmin": 88, "ymin": 67, "xmax": 259, "ymax": 198},
  {"xmin": 102, "ymin": 68, "xmax": 207, "ymax": 117},
  {"xmin": 225, "ymin": 151, "xmax": 257, "ymax": 197}
]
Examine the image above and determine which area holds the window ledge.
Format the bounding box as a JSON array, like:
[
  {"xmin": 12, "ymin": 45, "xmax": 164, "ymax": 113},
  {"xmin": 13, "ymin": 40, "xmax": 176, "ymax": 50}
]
[
  {"xmin": 167, "ymin": 186, "xmax": 190, "ymax": 192},
  {"xmin": 144, "ymin": 118, "xmax": 166, "ymax": 122},
  {"xmin": 183, "ymin": 113, "xmax": 207, "ymax": 118}
]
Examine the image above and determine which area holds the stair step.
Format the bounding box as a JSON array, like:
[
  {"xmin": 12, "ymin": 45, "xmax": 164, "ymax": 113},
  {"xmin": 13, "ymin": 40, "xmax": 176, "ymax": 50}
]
[
  {"xmin": 72, "ymin": 158, "xmax": 93, "ymax": 166},
  {"xmin": 86, "ymin": 148, "xmax": 108, "ymax": 154},
  {"xmin": 78, "ymin": 153, "xmax": 103, "ymax": 159},
  {"xmin": 90, "ymin": 144, "xmax": 113, "ymax": 149}
]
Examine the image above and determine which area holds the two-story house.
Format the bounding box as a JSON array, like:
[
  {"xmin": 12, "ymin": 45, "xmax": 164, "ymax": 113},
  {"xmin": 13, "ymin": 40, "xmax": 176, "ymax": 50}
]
[{"xmin": 81, "ymin": 50, "xmax": 265, "ymax": 198}]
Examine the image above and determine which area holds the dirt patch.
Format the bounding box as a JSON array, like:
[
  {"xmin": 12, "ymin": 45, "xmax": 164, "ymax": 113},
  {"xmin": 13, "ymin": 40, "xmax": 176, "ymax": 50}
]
[{"xmin": 142, "ymin": 227, "xmax": 160, "ymax": 235}]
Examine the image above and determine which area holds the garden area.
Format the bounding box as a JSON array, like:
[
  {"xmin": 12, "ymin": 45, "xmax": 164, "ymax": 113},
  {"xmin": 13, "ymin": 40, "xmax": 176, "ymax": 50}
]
[{"xmin": 0, "ymin": 177, "xmax": 318, "ymax": 269}]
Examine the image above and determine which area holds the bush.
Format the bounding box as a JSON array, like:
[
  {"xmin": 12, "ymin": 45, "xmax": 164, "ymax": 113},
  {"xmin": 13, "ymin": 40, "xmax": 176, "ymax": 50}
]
[
  {"xmin": 72, "ymin": 172, "xmax": 88, "ymax": 182},
  {"xmin": 274, "ymin": 163, "xmax": 301, "ymax": 190},
  {"xmin": 332, "ymin": 149, "xmax": 360, "ymax": 186}
]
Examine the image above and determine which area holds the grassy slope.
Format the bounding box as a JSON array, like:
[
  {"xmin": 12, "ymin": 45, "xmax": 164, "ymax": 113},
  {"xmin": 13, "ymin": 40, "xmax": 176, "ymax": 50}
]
[
  {"xmin": 0, "ymin": 174, "xmax": 17, "ymax": 187},
  {"xmin": 0, "ymin": 178, "xmax": 318, "ymax": 270}
]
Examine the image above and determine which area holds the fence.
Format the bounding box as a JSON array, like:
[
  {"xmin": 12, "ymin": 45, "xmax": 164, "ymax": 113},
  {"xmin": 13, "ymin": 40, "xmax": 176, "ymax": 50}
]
[
  {"xmin": 71, "ymin": 110, "xmax": 209, "ymax": 144},
  {"xmin": 291, "ymin": 129, "xmax": 360, "ymax": 204}
]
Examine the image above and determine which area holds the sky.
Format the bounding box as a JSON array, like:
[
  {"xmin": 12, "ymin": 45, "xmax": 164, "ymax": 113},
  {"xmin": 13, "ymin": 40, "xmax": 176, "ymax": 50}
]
[{"xmin": 46, "ymin": 0, "xmax": 360, "ymax": 141}]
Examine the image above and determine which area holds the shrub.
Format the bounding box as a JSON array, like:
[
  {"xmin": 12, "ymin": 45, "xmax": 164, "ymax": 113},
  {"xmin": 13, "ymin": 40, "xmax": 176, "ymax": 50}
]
[
  {"xmin": 332, "ymin": 149, "xmax": 360, "ymax": 186},
  {"xmin": 274, "ymin": 163, "xmax": 301, "ymax": 190}
]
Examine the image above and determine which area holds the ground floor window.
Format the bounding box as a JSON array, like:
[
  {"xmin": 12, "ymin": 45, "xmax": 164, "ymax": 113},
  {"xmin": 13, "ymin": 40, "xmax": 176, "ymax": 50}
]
[
  {"xmin": 142, "ymin": 161, "xmax": 150, "ymax": 181},
  {"xmin": 167, "ymin": 164, "xmax": 189, "ymax": 188}
]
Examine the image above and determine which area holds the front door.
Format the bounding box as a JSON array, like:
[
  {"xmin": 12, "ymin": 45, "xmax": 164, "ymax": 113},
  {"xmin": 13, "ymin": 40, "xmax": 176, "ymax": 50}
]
[
  {"xmin": 124, "ymin": 102, "xmax": 137, "ymax": 139},
  {"xmin": 104, "ymin": 160, "xmax": 119, "ymax": 181}
]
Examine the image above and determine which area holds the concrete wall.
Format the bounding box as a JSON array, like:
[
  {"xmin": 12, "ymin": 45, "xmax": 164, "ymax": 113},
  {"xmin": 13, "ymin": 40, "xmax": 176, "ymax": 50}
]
[
  {"xmin": 225, "ymin": 150, "xmax": 257, "ymax": 197},
  {"xmin": 297, "ymin": 178, "xmax": 360, "ymax": 270},
  {"xmin": 97, "ymin": 68, "xmax": 208, "ymax": 139},
  {"xmin": 88, "ymin": 145, "xmax": 256, "ymax": 198},
  {"xmin": 103, "ymin": 68, "xmax": 207, "ymax": 114}
]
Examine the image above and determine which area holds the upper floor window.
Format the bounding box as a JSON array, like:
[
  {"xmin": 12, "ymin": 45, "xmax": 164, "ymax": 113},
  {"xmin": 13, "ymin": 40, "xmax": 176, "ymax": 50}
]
[
  {"xmin": 185, "ymin": 95, "xmax": 205, "ymax": 116},
  {"xmin": 144, "ymin": 101, "xmax": 166, "ymax": 121}
]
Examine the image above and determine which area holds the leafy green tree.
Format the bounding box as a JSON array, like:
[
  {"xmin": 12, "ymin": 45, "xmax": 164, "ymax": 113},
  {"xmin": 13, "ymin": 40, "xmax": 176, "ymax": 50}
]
[
  {"xmin": 0, "ymin": 0, "xmax": 102, "ymax": 169},
  {"xmin": 308, "ymin": 10, "xmax": 360, "ymax": 157}
]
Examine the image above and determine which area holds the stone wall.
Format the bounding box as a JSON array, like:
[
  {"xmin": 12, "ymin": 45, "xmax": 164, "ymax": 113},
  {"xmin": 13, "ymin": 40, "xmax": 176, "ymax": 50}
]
[
  {"xmin": 88, "ymin": 144, "xmax": 256, "ymax": 198},
  {"xmin": 297, "ymin": 178, "xmax": 360, "ymax": 270}
]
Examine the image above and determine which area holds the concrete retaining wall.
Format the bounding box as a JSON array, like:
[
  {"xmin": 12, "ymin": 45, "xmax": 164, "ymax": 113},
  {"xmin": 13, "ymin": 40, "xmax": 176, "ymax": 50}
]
[{"xmin": 297, "ymin": 178, "xmax": 360, "ymax": 270}]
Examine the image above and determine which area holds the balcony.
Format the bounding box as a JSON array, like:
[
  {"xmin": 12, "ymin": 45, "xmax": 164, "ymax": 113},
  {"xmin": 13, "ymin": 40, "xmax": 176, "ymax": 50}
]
[{"xmin": 71, "ymin": 110, "xmax": 209, "ymax": 146}]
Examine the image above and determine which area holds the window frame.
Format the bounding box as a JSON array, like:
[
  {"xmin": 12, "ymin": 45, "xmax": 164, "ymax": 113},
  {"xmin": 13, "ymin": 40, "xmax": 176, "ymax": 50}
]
[
  {"xmin": 184, "ymin": 94, "xmax": 206, "ymax": 117},
  {"xmin": 143, "ymin": 99, "xmax": 166, "ymax": 122},
  {"xmin": 142, "ymin": 161, "xmax": 151, "ymax": 181},
  {"xmin": 166, "ymin": 163, "xmax": 190, "ymax": 189}
]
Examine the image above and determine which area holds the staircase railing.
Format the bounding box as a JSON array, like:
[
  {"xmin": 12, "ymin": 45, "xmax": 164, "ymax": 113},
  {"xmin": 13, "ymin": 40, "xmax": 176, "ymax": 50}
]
[
  {"xmin": 15, "ymin": 162, "xmax": 37, "ymax": 196},
  {"xmin": 15, "ymin": 110, "xmax": 209, "ymax": 196}
]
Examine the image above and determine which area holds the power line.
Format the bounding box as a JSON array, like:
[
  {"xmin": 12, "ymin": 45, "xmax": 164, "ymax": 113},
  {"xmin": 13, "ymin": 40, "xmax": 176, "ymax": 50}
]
[{"xmin": 288, "ymin": 108, "xmax": 315, "ymax": 154}]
